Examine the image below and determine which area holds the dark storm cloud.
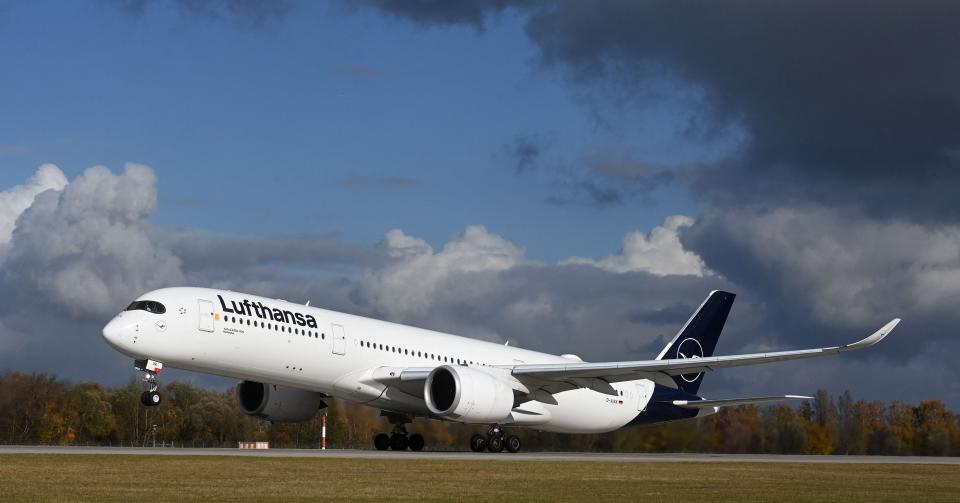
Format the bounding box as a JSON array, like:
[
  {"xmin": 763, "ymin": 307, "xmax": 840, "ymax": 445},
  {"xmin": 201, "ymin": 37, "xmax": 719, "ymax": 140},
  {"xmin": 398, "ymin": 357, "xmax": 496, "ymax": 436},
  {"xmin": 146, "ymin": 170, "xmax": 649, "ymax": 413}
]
[
  {"xmin": 358, "ymin": 0, "xmax": 960, "ymax": 405},
  {"xmin": 360, "ymin": 0, "xmax": 960, "ymax": 219}
]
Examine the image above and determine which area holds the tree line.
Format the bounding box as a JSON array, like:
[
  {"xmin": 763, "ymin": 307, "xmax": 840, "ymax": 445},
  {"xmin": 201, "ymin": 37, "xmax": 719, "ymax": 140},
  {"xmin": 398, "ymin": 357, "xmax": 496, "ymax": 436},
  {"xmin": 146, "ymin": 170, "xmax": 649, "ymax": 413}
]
[{"xmin": 0, "ymin": 371, "xmax": 957, "ymax": 455}]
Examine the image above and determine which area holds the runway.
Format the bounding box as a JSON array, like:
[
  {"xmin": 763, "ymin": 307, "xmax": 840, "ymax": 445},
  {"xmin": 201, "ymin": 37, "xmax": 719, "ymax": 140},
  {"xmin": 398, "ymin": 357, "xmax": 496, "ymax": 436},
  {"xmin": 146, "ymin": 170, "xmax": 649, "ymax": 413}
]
[{"xmin": 1, "ymin": 446, "xmax": 957, "ymax": 464}]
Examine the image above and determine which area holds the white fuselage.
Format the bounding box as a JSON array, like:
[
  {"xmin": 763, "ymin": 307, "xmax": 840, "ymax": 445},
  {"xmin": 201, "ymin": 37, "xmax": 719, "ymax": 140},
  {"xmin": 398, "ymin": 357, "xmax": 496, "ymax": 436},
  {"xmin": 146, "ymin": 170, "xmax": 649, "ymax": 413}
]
[{"xmin": 102, "ymin": 287, "xmax": 661, "ymax": 433}]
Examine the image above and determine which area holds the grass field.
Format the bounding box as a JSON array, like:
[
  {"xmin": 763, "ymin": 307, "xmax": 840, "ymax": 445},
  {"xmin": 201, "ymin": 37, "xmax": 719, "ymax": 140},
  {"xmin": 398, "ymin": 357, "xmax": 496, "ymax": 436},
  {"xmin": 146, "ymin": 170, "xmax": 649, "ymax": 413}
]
[{"xmin": 0, "ymin": 454, "xmax": 958, "ymax": 502}]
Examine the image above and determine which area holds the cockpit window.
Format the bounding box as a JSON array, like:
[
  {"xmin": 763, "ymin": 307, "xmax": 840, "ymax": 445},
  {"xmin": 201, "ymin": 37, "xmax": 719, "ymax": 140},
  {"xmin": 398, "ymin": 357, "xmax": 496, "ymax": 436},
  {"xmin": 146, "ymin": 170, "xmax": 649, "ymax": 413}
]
[{"xmin": 125, "ymin": 300, "xmax": 166, "ymax": 314}]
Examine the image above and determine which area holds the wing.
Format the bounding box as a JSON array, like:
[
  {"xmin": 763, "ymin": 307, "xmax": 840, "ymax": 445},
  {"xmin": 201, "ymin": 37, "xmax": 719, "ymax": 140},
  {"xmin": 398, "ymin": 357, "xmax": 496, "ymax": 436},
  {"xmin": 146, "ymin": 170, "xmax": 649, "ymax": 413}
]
[{"xmin": 511, "ymin": 318, "xmax": 900, "ymax": 384}]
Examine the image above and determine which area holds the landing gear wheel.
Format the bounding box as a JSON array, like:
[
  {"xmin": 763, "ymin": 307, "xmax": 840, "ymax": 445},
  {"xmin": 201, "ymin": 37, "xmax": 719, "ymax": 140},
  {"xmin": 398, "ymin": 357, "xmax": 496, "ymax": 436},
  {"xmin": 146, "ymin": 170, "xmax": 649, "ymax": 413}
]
[
  {"xmin": 374, "ymin": 433, "xmax": 390, "ymax": 451},
  {"xmin": 486, "ymin": 434, "xmax": 504, "ymax": 453},
  {"xmin": 390, "ymin": 433, "xmax": 409, "ymax": 451},
  {"xmin": 408, "ymin": 434, "xmax": 425, "ymax": 452},
  {"xmin": 470, "ymin": 434, "xmax": 487, "ymax": 452},
  {"xmin": 505, "ymin": 435, "xmax": 521, "ymax": 453},
  {"xmin": 134, "ymin": 359, "xmax": 163, "ymax": 407},
  {"xmin": 140, "ymin": 390, "xmax": 161, "ymax": 406}
]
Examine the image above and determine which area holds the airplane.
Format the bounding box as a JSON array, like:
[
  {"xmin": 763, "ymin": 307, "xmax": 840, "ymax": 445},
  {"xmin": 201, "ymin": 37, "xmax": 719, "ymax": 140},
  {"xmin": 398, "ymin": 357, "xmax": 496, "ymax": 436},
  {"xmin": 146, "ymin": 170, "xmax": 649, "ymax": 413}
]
[{"xmin": 101, "ymin": 287, "xmax": 899, "ymax": 453}]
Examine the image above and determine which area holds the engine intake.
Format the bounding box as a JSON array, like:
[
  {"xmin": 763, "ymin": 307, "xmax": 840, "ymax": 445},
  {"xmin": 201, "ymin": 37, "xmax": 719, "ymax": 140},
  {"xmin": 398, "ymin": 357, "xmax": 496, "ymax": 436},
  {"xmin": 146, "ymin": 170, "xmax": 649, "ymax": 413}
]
[
  {"xmin": 424, "ymin": 365, "xmax": 514, "ymax": 423},
  {"xmin": 236, "ymin": 381, "xmax": 326, "ymax": 423}
]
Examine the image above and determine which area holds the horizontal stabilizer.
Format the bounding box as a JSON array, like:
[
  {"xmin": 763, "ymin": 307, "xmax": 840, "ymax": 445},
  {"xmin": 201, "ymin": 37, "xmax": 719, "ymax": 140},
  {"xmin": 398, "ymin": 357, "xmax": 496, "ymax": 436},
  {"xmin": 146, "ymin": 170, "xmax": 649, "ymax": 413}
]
[{"xmin": 672, "ymin": 395, "xmax": 812, "ymax": 409}]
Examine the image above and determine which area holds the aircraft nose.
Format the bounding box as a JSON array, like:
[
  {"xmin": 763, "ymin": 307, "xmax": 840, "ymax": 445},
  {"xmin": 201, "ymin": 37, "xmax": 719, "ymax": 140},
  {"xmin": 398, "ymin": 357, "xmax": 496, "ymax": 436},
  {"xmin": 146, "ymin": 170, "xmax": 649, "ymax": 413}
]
[{"xmin": 102, "ymin": 317, "xmax": 134, "ymax": 346}]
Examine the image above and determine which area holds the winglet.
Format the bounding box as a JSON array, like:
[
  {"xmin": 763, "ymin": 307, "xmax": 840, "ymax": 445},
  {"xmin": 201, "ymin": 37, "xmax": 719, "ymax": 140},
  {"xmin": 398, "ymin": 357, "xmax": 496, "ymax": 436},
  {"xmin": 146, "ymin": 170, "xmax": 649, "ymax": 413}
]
[{"xmin": 840, "ymin": 318, "xmax": 900, "ymax": 352}]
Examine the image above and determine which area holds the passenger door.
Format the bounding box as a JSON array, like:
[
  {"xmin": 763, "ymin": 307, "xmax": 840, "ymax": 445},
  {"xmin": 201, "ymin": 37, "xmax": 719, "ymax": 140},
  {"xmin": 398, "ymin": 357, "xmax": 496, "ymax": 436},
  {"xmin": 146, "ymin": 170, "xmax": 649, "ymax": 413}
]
[
  {"xmin": 198, "ymin": 299, "xmax": 214, "ymax": 332},
  {"xmin": 332, "ymin": 323, "xmax": 346, "ymax": 355}
]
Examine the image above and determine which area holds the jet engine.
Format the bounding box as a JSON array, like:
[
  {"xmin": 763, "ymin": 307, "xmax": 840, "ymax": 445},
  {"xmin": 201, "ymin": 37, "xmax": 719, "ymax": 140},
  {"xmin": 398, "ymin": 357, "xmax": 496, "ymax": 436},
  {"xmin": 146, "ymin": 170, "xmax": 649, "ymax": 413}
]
[
  {"xmin": 236, "ymin": 381, "xmax": 326, "ymax": 422},
  {"xmin": 424, "ymin": 365, "xmax": 514, "ymax": 423}
]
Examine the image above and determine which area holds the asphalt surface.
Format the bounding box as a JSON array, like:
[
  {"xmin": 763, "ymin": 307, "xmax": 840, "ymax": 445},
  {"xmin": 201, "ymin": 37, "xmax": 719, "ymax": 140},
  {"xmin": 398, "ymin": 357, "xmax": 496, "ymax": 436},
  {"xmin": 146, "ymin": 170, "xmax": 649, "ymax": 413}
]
[{"xmin": 1, "ymin": 446, "xmax": 957, "ymax": 464}]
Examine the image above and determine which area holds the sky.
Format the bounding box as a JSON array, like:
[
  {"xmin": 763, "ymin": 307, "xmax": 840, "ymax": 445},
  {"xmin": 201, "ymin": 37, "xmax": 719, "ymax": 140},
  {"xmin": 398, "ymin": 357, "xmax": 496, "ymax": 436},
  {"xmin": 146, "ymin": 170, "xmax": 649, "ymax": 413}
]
[{"xmin": 0, "ymin": 0, "xmax": 958, "ymax": 409}]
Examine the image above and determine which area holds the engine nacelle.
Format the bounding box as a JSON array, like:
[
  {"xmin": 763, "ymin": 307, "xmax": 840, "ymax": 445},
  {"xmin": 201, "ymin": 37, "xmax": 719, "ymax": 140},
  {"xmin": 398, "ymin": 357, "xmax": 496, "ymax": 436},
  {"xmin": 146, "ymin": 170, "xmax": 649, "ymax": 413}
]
[
  {"xmin": 424, "ymin": 365, "xmax": 514, "ymax": 423},
  {"xmin": 236, "ymin": 381, "xmax": 326, "ymax": 422}
]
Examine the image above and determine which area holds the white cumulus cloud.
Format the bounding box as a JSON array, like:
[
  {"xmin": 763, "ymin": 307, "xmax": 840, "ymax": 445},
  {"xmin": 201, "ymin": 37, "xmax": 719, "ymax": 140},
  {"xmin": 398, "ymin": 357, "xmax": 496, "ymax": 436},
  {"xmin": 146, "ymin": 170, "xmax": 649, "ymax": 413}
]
[
  {"xmin": 361, "ymin": 225, "xmax": 525, "ymax": 317},
  {"xmin": 0, "ymin": 164, "xmax": 68, "ymax": 249},
  {"xmin": 4, "ymin": 164, "xmax": 184, "ymax": 318},
  {"xmin": 561, "ymin": 215, "xmax": 710, "ymax": 276}
]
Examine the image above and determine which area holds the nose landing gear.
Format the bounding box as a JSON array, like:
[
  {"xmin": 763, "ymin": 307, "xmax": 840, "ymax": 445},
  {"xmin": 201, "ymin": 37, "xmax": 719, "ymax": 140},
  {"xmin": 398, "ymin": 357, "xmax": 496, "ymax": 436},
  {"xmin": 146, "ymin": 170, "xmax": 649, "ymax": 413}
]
[{"xmin": 135, "ymin": 359, "xmax": 163, "ymax": 406}]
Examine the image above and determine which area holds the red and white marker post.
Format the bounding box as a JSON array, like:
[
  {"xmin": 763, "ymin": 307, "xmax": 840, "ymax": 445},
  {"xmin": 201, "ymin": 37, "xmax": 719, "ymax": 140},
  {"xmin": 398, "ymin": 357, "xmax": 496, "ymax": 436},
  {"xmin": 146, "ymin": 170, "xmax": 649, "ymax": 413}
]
[{"xmin": 321, "ymin": 413, "xmax": 327, "ymax": 450}]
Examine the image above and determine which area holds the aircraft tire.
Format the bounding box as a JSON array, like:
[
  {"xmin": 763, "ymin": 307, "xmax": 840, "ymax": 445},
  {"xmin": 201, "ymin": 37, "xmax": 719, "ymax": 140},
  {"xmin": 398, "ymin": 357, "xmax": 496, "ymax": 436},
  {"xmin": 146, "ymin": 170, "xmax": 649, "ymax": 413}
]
[
  {"xmin": 390, "ymin": 433, "xmax": 409, "ymax": 451},
  {"xmin": 408, "ymin": 434, "xmax": 425, "ymax": 452},
  {"xmin": 505, "ymin": 435, "xmax": 521, "ymax": 453},
  {"xmin": 486, "ymin": 434, "xmax": 504, "ymax": 453},
  {"xmin": 374, "ymin": 433, "xmax": 390, "ymax": 451},
  {"xmin": 141, "ymin": 391, "xmax": 161, "ymax": 406},
  {"xmin": 469, "ymin": 434, "xmax": 486, "ymax": 452}
]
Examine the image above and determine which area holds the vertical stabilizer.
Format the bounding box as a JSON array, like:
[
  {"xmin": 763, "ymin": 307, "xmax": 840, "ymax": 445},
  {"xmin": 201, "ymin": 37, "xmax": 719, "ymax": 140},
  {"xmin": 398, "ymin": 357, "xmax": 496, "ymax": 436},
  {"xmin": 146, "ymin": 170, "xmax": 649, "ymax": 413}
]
[{"xmin": 655, "ymin": 290, "xmax": 735, "ymax": 394}]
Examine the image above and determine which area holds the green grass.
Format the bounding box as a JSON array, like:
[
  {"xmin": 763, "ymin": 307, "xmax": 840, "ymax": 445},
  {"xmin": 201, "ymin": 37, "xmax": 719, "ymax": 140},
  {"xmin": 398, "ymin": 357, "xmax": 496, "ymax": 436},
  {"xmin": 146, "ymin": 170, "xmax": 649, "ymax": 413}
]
[{"xmin": 0, "ymin": 454, "xmax": 957, "ymax": 502}]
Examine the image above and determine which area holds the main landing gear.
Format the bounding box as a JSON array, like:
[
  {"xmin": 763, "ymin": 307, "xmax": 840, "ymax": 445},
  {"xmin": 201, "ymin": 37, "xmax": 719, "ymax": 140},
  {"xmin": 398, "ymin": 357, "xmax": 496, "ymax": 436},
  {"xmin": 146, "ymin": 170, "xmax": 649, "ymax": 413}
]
[
  {"xmin": 135, "ymin": 359, "xmax": 163, "ymax": 406},
  {"xmin": 373, "ymin": 413, "xmax": 424, "ymax": 452},
  {"xmin": 470, "ymin": 425, "xmax": 521, "ymax": 453}
]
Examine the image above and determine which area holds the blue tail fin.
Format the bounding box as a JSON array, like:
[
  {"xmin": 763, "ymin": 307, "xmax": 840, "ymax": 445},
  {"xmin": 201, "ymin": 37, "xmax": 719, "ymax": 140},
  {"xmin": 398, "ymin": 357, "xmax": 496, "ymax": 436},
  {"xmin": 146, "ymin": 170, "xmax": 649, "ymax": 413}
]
[{"xmin": 655, "ymin": 290, "xmax": 735, "ymax": 395}]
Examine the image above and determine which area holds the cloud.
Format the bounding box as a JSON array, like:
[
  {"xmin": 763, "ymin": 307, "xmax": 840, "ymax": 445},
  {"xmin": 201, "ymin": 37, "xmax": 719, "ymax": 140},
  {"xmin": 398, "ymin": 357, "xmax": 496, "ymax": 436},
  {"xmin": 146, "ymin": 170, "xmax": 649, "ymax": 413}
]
[
  {"xmin": 501, "ymin": 134, "xmax": 548, "ymax": 174},
  {"xmin": 686, "ymin": 205, "xmax": 960, "ymax": 326},
  {"xmin": 359, "ymin": 226, "xmax": 525, "ymax": 318},
  {"xmin": 348, "ymin": 226, "xmax": 736, "ymax": 363},
  {"xmin": 360, "ymin": 1, "xmax": 960, "ymax": 220},
  {"xmin": 355, "ymin": 1, "xmax": 960, "ymax": 406},
  {"xmin": 562, "ymin": 215, "xmax": 709, "ymax": 277},
  {"xmin": 0, "ymin": 164, "xmax": 68, "ymax": 249},
  {"xmin": 3, "ymin": 165, "xmax": 183, "ymax": 319},
  {"xmin": 585, "ymin": 155, "xmax": 677, "ymax": 185},
  {"xmin": 546, "ymin": 154, "xmax": 679, "ymax": 207},
  {"xmin": 0, "ymin": 165, "xmax": 377, "ymax": 387},
  {"xmin": 0, "ymin": 166, "xmax": 952, "ymax": 406},
  {"xmin": 354, "ymin": 0, "xmax": 531, "ymax": 30}
]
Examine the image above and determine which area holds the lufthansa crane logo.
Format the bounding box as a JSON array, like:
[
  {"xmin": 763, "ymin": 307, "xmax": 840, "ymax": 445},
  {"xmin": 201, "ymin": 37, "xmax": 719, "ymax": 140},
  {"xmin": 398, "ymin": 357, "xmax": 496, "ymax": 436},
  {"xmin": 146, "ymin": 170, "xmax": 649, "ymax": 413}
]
[{"xmin": 676, "ymin": 338, "xmax": 704, "ymax": 383}]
